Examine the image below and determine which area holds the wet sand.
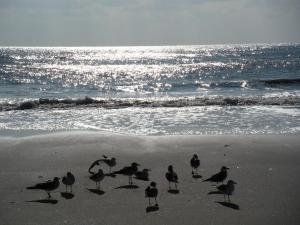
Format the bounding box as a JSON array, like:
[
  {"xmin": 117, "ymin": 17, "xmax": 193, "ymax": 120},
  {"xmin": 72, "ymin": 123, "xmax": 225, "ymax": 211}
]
[{"xmin": 0, "ymin": 132, "xmax": 299, "ymax": 225}]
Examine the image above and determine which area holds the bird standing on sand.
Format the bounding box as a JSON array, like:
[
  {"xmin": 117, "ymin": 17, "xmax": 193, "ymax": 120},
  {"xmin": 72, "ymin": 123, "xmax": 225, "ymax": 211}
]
[
  {"xmin": 62, "ymin": 172, "xmax": 75, "ymax": 193},
  {"xmin": 165, "ymin": 165, "xmax": 178, "ymax": 190},
  {"xmin": 190, "ymin": 154, "xmax": 200, "ymax": 175},
  {"xmin": 203, "ymin": 166, "xmax": 229, "ymax": 184},
  {"xmin": 88, "ymin": 155, "xmax": 116, "ymax": 174},
  {"xmin": 135, "ymin": 168, "xmax": 151, "ymax": 181},
  {"xmin": 90, "ymin": 169, "xmax": 105, "ymax": 189},
  {"xmin": 217, "ymin": 180, "xmax": 237, "ymax": 202},
  {"xmin": 113, "ymin": 162, "xmax": 140, "ymax": 184},
  {"xmin": 145, "ymin": 182, "xmax": 158, "ymax": 206},
  {"xmin": 27, "ymin": 177, "xmax": 60, "ymax": 198}
]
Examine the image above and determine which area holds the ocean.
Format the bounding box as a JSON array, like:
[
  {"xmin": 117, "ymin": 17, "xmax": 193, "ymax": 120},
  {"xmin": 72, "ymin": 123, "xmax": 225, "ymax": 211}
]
[{"xmin": 0, "ymin": 44, "xmax": 299, "ymax": 136}]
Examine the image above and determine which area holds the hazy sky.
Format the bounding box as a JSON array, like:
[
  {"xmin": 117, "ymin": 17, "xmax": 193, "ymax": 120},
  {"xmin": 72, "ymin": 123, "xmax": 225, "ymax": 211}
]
[{"xmin": 0, "ymin": 0, "xmax": 299, "ymax": 46}]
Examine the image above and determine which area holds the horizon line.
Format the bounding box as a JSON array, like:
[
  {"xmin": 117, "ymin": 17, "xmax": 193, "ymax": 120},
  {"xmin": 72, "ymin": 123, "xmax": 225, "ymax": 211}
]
[{"xmin": 0, "ymin": 42, "xmax": 299, "ymax": 48}]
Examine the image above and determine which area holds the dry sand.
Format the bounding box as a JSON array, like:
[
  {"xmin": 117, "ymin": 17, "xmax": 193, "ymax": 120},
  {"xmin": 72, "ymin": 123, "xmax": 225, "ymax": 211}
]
[{"xmin": 0, "ymin": 132, "xmax": 300, "ymax": 225}]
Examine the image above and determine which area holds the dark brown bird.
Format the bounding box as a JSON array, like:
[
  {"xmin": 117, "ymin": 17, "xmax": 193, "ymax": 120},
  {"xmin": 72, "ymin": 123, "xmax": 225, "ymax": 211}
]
[
  {"xmin": 145, "ymin": 181, "xmax": 158, "ymax": 206},
  {"xmin": 90, "ymin": 169, "xmax": 105, "ymax": 189},
  {"xmin": 62, "ymin": 172, "xmax": 75, "ymax": 193},
  {"xmin": 190, "ymin": 154, "xmax": 200, "ymax": 175},
  {"xmin": 113, "ymin": 162, "xmax": 140, "ymax": 184},
  {"xmin": 27, "ymin": 177, "xmax": 60, "ymax": 198},
  {"xmin": 135, "ymin": 168, "xmax": 151, "ymax": 181},
  {"xmin": 88, "ymin": 155, "xmax": 117, "ymax": 174},
  {"xmin": 165, "ymin": 165, "xmax": 178, "ymax": 190},
  {"xmin": 217, "ymin": 180, "xmax": 237, "ymax": 202},
  {"xmin": 203, "ymin": 166, "xmax": 229, "ymax": 184}
]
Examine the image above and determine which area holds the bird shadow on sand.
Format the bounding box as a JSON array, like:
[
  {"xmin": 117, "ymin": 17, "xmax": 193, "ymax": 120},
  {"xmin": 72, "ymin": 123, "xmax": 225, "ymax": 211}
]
[
  {"xmin": 60, "ymin": 192, "xmax": 74, "ymax": 199},
  {"xmin": 216, "ymin": 201, "xmax": 240, "ymax": 210},
  {"xmin": 192, "ymin": 174, "xmax": 202, "ymax": 179},
  {"xmin": 115, "ymin": 184, "xmax": 139, "ymax": 189},
  {"xmin": 208, "ymin": 190, "xmax": 223, "ymax": 195},
  {"xmin": 87, "ymin": 188, "xmax": 105, "ymax": 195},
  {"xmin": 168, "ymin": 189, "xmax": 180, "ymax": 194},
  {"xmin": 146, "ymin": 205, "xmax": 159, "ymax": 213},
  {"xmin": 27, "ymin": 199, "xmax": 58, "ymax": 204}
]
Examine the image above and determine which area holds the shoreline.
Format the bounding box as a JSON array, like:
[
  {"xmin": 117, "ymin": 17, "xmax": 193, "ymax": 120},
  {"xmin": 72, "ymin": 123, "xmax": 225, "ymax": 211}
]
[
  {"xmin": 0, "ymin": 133, "xmax": 299, "ymax": 224},
  {"xmin": 1, "ymin": 129, "xmax": 300, "ymax": 139}
]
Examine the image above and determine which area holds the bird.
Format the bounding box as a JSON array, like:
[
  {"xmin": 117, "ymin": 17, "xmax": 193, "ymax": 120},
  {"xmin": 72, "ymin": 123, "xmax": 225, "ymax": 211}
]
[
  {"xmin": 203, "ymin": 166, "xmax": 229, "ymax": 184},
  {"xmin": 135, "ymin": 168, "xmax": 151, "ymax": 181},
  {"xmin": 190, "ymin": 154, "xmax": 200, "ymax": 175},
  {"xmin": 90, "ymin": 169, "xmax": 105, "ymax": 189},
  {"xmin": 101, "ymin": 155, "xmax": 117, "ymax": 173},
  {"xmin": 88, "ymin": 155, "xmax": 116, "ymax": 174},
  {"xmin": 27, "ymin": 177, "xmax": 60, "ymax": 198},
  {"xmin": 62, "ymin": 172, "xmax": 75, "ymax": 193},
  {"xmin": 145, "ymin": 181, "xmax": 158, "ymax": 206},
  {"xmin": 165, "ymin": 165, "xmax": 178, "ymax": 190},
  {"xmin": 113, "ymin": 162, "xmax": 140, "ymax": 184},
  {"xmin": 217, "ymin": 180, "xmax": 237, "ymax": 202}
]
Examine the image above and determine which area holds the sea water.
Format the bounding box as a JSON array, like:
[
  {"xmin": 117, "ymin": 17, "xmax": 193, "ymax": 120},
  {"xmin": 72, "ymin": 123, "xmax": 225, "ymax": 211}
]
[{"xmin": 0, "ymin": 44, "xmax": 299, "ymax": 136}]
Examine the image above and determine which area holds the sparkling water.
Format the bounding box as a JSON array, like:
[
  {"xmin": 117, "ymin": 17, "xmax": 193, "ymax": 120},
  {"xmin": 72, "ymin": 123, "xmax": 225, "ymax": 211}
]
[{"xmin": 0, "ymin": 44, "xmax": 300, "ymax": 136}]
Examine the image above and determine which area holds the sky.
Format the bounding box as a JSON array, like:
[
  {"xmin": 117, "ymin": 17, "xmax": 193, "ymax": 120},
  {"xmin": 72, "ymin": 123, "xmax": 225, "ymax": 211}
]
[{"xmin": 0, "ymin": 0, "xmax": 300, "ymax": 46}]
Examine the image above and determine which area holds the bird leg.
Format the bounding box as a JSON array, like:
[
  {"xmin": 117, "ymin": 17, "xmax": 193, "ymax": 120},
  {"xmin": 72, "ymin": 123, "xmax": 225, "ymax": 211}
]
[
  {"xmin": 70, "ymin": 185, "xmax": 72, "ymax": 193},
  {"xmin": 168, "ymin": 182, "xmax": 171, "ymax": 190},
  {"xmin": 148, "ymin": 197, "xmax": 151, "ymax": 206},
  {"xmin": 175, "ymin": 182, "xmax": 177, "ymax": 190},
  {"xmin": 47, "ymin": 192, "xmax": 51, "ymax": 199},
  {"xmin": 155, "ymin": 197, "xmax": 158, "ymax": 206},
  {"xmin": 65, "ymin": 185, "xmax": 68, "ymax": 193}
]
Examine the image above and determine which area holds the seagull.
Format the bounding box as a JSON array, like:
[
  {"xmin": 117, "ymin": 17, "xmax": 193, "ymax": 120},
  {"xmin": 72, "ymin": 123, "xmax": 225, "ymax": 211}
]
[
  {"xmin": 113, "ymin": 162, "xmax": 140, "ymax": 184},
  {"xmin": 203, "ymin": 166, "xmax": 229, "ymax": 184},
  {"xmin": 88, "ymin": 155, "xmax": 116, "ymax": 174},
  {"xmin": 62, "ymin": 172, "xmax": 75, "ymax": 193},
  {"xmin": 101, "ymin": 155, "xmax": 117, "ymax": 173},
  {"xmin": 135, "ymin": 168, "xmax": 151, "ymax": 181},
  {"xmin": 217, "ymin": 180, "xmax": 237, "ymax": 202},
  {"xmin": 27, "ymin": 177, "xmax": 60, "ymax": 198},
  {"xmin": 90, "ymin": 169, "xmax": 105, "ymax": 189},
  {"xmin": 145, "ymin": 181, "xmax": 158, "ymax": 206},
  {"xmin": 165, "ymin": 165, "xmax": 178, "ymax": 190},
  {"xmin": 190, "ymin": 154, "xmax": 200, "ymax": 175}
]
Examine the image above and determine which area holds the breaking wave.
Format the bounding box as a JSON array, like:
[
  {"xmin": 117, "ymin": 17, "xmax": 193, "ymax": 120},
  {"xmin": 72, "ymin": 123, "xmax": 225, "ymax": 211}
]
[{"xmin": 1, "ymin": 95, "xmax": 299, "ymax": 111}]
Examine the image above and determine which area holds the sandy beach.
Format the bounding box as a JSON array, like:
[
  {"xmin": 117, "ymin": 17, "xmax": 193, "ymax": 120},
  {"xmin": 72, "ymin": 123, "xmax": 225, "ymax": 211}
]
[{"xmin": 0, "ymin": 132, "xmax": 300, "ymax": 225}]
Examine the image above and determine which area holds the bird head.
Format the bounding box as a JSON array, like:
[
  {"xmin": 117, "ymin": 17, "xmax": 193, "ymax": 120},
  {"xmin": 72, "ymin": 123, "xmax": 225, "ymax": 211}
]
[
  {"xmin": 132, "ymin": 162, "xmax": 140, "ymax": 167},
  {"xmin": 54, "ymin": 177, "xmax": 60, "ymax": 181},
  {"xmin": 168, "ymin": 165, "xmax": 173, "ymax": 171},
  {"xmin": 150, "ymin": 181, "xmax": 157, "ymax": 187},
  {"xmin": 228, "ymin": 180, "xmax": 237, "ymax": 185},
  {"xmin": 193, "ymin": 154, "xmax": 198, "ymax": 159},
  {"xmin": 221, "ymin": 166, "xmax": 229, "ymax": 171}
]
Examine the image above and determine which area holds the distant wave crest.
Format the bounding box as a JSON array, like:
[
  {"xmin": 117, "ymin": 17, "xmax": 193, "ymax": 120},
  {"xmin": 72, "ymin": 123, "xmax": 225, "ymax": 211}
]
[{"xmin": 1, "ymin": 95, "xmax": 299, "ymax": 111}]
